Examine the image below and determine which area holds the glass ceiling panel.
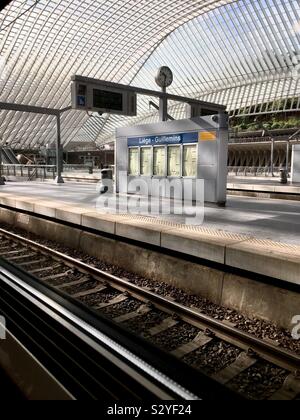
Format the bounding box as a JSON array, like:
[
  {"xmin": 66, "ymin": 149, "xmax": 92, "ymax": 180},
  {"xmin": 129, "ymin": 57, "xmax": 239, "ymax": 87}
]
[
  {"xmin": 0, "ymin": 0, "xmax": 298, "ymax": 149},
  {"xmin": 92, "ymin": 0, "xmax": 300, "ymax": 146}
]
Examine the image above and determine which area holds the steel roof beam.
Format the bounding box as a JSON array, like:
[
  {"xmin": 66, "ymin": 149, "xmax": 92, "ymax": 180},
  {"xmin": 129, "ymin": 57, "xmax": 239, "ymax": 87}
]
[
  {"xmin": 0, "ymin": 102, "xmax": 70, "ymax": 116},
  {"xmin": 71, "ymin": 75, "xmax": 226, "ymax": 112}
]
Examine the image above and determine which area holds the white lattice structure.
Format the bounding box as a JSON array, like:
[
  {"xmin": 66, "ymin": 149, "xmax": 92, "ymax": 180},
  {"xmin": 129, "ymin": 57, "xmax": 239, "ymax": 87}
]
[{"xmin": 0, "ymin": 0, "xmax": 299, "ymax": 149}]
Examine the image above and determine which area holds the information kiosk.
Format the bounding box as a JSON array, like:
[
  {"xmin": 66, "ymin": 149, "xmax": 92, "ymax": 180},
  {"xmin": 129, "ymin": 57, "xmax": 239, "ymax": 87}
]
[{"xmin": 116, "ymin": 114, "xmax": 229, "ymax": 205}]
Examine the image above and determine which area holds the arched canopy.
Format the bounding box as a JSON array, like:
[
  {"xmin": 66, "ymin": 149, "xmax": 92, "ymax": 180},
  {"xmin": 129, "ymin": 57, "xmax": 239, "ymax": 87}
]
[{"xmin": 0, "ymin": 0, "xmax": 299, "ymax": 149}]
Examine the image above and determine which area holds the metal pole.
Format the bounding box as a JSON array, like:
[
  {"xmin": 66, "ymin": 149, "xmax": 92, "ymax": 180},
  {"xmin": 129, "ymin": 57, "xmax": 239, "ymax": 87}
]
[
  {"xmin": 159, "ymin": 87, "xmax": 168, "ymax": 122},
  {"xmin": 149, "ymin": 100, "xmax": 174, "ymax": 121},
  {"xmin": 271, "ymin": 137, "xmax": 275, "ymax": 177},
  {"xmin": 55, "ymin": 114, "xmax": 64, "ymax": 184},
  {"xmin": 286, "ymin": 140, "xmax": 290, "ymax": 175},
  {"xmin": 0, "ymin": 146, "xmax": 5, "ymax": 185}
]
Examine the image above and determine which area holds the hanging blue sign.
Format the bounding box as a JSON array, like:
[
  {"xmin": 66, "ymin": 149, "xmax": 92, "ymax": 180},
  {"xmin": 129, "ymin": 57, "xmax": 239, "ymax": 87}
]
[
  {"xmin": 77, "ymin": 95, "xmax": 86, "ymax": 107},
  {"xmin": 128, "ymin": 132, "xmax": 198, "ymax": 147}
]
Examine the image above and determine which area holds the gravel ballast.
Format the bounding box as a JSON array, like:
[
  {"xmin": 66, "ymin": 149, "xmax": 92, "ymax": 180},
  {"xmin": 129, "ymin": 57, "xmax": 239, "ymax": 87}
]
[{"xmin": 1, "ymin": 223, "xmax": 300, "ymax": 356}]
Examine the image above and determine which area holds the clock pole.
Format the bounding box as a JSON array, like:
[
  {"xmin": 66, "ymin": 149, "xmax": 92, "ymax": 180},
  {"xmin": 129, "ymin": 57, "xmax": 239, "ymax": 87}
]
[
  {"xmin": 155, "ymin": 66, "xmax": 173, "ymax": 122},
  {"xmin": 159, "ymin": 86, "xmax": 168, "ymax": 122}
]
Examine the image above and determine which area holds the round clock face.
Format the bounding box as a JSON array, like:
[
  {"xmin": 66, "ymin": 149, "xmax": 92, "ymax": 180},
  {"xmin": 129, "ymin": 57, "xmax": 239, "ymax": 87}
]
[{"xmin": 155, "ymin": 66, "xmax": 173, "ymax": 88}]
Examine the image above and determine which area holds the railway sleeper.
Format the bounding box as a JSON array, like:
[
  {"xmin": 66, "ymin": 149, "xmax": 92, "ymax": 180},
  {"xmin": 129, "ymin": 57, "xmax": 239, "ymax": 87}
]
[
  {"xmin": 212, "ymin": 352, "xmax": 257, "ymax": 385},
  {"xmin": 171, "ymin": 332, "xmax": 213, "ymax": 359},
  {"xmin": 269, "ymin": 374, "xmax": 300, "ymax": 400},
  {"xmin": 114, "ymin": 304, "xmax": 152, "ymax": 323},
  {"xmin": 94, "ymin": 294, "xmax": 129, "ymax": 310}
]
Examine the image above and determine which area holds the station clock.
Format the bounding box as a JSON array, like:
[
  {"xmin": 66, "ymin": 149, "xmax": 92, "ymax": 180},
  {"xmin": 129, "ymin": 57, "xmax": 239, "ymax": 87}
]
[{"xmin": 155, "ymin": 66, "xmax": 173, "ymax": 89}]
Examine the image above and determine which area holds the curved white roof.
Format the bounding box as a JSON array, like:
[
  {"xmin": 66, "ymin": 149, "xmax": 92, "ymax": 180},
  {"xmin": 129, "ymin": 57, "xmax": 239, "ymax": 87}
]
[{"xmin": 0, "ymin": 0, "xmax": 299, "ymax": 149}]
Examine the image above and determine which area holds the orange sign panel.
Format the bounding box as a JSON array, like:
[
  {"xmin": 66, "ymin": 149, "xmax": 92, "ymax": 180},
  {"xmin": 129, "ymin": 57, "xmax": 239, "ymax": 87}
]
[{"xmin": 199, "ymin": 131, "xmax": 217, "ymax": 141}]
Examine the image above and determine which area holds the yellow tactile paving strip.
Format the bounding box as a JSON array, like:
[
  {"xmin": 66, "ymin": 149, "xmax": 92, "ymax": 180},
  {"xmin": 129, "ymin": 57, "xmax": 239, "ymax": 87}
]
[
  {"xmin": 237, "ymin": 238, "xmax": 300, "ymax": 255},
  {"xmin": 117, "ymin": 213, "xmax": 249, "ymax": 239},
  {"xmin": 115, "ymin": 213, "xmax": 300, "ymax": 252}
]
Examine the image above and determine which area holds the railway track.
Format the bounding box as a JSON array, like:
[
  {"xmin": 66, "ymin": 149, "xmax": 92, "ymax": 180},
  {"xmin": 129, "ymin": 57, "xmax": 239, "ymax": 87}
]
[{"xmin": 0, "ymin": 226, "xmax": 300, "ymax": 400}]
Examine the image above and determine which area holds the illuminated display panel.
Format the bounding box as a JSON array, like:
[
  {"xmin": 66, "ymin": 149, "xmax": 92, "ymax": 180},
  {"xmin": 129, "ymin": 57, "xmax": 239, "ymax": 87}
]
[
  {"xmin": 140, "ymin": 147, "xmax": 152, "ymax": 176},
  {"xmin": 128, "ymin": 148, "xmax": 139, "ymax": 175},
  {"xmin": 183, "ymin": 145, "xmax": 197, "ymax": 177},
  {"xmin": 93, "ymin": 89, "xmax": 123, "ymax": 111},
  {"xmin": 153, "ymin": 147, "xmax": 166, "ymax": 176},
  {"xmin": 167, "ymin": 146, "xmax": 181, "ymax": 177}
]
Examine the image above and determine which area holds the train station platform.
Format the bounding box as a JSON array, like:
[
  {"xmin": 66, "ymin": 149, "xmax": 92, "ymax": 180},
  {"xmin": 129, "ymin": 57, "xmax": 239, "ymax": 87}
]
[
  {"xmin": 45, "ymin": 172, "xmax": 300, "ymax": 201},
  {"xmin": 0, "ymin": 181, "xmax": 299, "ymax": 244},
  {"xmin": 1, "ymin": 180, "xmax": 300, "ymax": 329},
  {"xmin": 227, "ymin": 177, "xmax": 300, "ymax": 201}
]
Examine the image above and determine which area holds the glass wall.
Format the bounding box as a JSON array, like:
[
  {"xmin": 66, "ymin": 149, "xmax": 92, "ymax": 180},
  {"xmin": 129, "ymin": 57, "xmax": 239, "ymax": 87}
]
[
  {"xmin": 129, "ymin": 144, "xmax": 197, "ymax": 177},
  {"xmin": 140, "ymin": 147, "xmax": 152, "ymax": 176},
  {"xmin": 183, "ymin": 145, "xmax": 197, "ymax": 177},
  {"xmin": 128, "ymin": 148, "xmax": 139, "ymax": 175},
  {"xmin": 167, "ymin": 146, "xmax": 181, "ymax": 177},
  {"xmin": 153, "ymin": 146, "xmax": 166, "ymax": 176}
]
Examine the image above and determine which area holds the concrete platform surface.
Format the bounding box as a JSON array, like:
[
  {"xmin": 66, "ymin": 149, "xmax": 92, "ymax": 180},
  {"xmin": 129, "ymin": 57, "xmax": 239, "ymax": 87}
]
[
  {"xmin": 227, "ymin": 176, "xmax": 300, "ymax": 195},
  {"xmin": 1, "ymin": 181, "xmax": 300, "ymax": 245},
  {"xmin": 228, "ymin": 176, "xmax": 300, "ymax": 185}
]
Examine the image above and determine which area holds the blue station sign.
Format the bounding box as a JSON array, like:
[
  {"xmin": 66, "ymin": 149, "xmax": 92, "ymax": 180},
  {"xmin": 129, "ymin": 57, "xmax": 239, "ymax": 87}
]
[{"xmin": 128, "ymin": 132, "xmax": 198, "ymax": 147}]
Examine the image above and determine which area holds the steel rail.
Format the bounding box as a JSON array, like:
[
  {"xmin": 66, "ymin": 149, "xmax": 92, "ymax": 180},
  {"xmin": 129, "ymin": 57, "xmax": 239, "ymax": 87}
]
[
  {"xmin": 0, "ymin": 227, "xmax": 299, "ymax": 374},
  {"xmin": 0, "ymin": 265, "xmax": 196, "ymax": 400}
]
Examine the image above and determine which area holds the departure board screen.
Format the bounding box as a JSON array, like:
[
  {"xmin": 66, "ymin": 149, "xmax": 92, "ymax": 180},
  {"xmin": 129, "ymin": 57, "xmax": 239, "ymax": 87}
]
[
  {"xmin": 140, "ymin": 147, "xmax": 152, "ymax": 176},
  {"xmin": 93, "ymin": 89, "xmax": 123, "ymax": 111},
  {"xmin": 153, "ymin": 147, "xmax": 166, "ymax": 176},
  {"xmin": 128, "ymin": 148, "xmax": 139, "ymax": 175},
  {"xmin": 183, "ymin": 145, "xmax": 197, "ymax": 177},
  {"xmin": 167, "ymin": 146, "xmax": 181, "ymax": 177}
]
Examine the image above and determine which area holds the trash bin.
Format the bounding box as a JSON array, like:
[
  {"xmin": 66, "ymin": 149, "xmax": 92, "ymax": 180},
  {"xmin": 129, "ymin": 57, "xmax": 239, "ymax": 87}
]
[
  {"xmin": 101, "ymin": 169, "xmax": 113, "ymax": 180},
  {"xmin": 280, "ymin": 169, "xmax": 288, "ymax": 185},
  {"xmin": 99, "ymin": 169, "xmax": 113, "ymax": 194}
]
